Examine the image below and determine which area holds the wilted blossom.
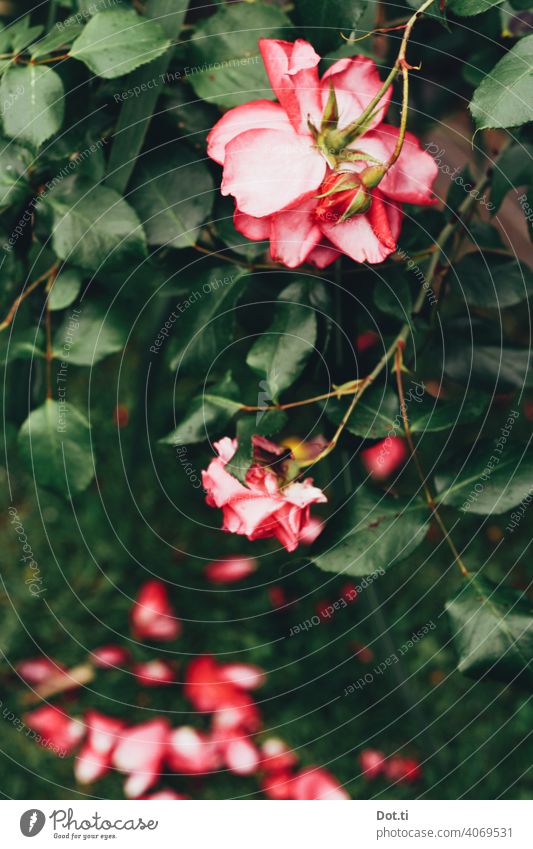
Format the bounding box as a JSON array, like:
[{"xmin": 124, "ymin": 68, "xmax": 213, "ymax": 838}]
[
  {"xmin": 202, "ymin": 436, "xmax": 326, "ymax": 552},
  {"xmin": 208, "ymin": 39, "xmax": 437, "ymax": 267}
]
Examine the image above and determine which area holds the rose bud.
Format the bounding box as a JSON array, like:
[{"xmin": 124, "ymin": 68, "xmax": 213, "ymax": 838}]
[{"xmin": 315, "ymin": 172, "xmax": 371, "ymax": 224}]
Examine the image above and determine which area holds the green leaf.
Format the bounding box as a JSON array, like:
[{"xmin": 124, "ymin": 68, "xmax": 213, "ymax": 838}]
[
  {"xmin": 325, "ymin": 387, "xmax": 401, "ymax": 439},
  {"xmin": 446, "ymin": 575, "xmax": 533, "ymax": 684},
  {"xmin": 325, "ymin": 384, "xmax": 487, "ymax": 440},
  {"xmin": 17, "ymin": 398, "xmax": 94, "ymax": 496},
  {"xmin": 246, "ymin": 281, "xmax": 318, "ymax": 401},
  {"xmin": 452, "ymin": 253, "xmax": 533, "ymax": 307},
  {"xmin": 470, "ymin": 35, "xmax": 533, "ymax": 130},
  {"xmin": 407, "ymin": 391, "xmax": 489, "ymax": 433},
  {"xmin": 0, "ymin": 139, "xmax": 32, "ymax": 212},
  {"xmin": 29, "ymin": 21, "xmax": 84, "ymax": 59},
  {"xmin": 1, "ymin": 65, "xmax": 64, "ymax": 149},
  {"xmin": 448, "ymin": 0, "xmax": 503, "ymax": 16},
  {"xmin": 160, "ymin": 372, "xmax": 241, "ymax": 446},
  {"xmin": 2, "ymin": 16, "xmax": 44, "ymax": 53},
  {"xmin": 129, "ymin": 145, "xmax": 213, "ymax": 248},
  {"xmin": 168, "ymin": 265, "xmax": 247, "ymax": 374},
  {"xmin": 310, "ymin": 490, "xmax": 429, "ymax": 576},
  {"xmin": 373, "ymin": 272, "xmax": 413, "ymax": 318},
  {"xmin": 53, "ymin": 300, "xmax": 128, "ymax": 365},
  {"xmin": 435, "ymin": 441, "xmax": 533, "ymax": 514},
  {"xmin": 106, "ymin": 0, "xmax": 190, "ymax": 194},
  {"xmin": 466, "ymin": 221, "xmax": 505, "ymax": 251},
  {"xmin": 405, "ymin": 0, "xmax": 449, "ymax": 28},
  {"xmin": 0, "ymin": 327, "xmax": 44, "ymax": 366},
  {"xmin": 69, "ymin": 9, "xmax": 171, "ymax": 79},
  {"xmin": 444, "ymin": 342, "xmax": 532, "ymax": 391},
  {"xmin": 41, "ymin": 177, "xmax": 147, "ymax": 272},
  {"xmin": 230, "ymin": 408, "xmax": 288, "ymax": 484},
  {"xmin": 490, "ymin": 143, "xmax": 533, "ymax": 212},
  {"xmin": 295, "ymin": 0, "xmax": 368, "ymax": 53},
  {"xmin": 187, "ymin": 3, "xmax": 292, "ymax": 108},
  {"xmin": 48, "ymin": 267, "xmax": 83, "ymax": 312}
]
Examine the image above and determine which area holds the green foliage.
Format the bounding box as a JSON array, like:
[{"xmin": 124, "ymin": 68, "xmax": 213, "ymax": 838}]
[
  {"xmin": 451, "ymin": 253, "xmax": 533, "ymax": 307},
  {"xmin": 168, "ymin": 265, "xmax": 247, "ymax": 374},
  {"xmin": 0, "ymin": 140, "xmax": 32, "ymax": 212},
  {"xmin": 310, "ymin": 491, "xmax": 429, "ymax": 576},
  {"xmin": 295, "ymin": 0, "xmax": 369, "ymax": 52},
  {"xmin": 48, "ymin": 267, "xmax": 82, "ymax": 312},
  {"xmin": 69, "ymin": 10, "xmax": 171, "ymax": 79},
  {"xmin": 448, "ymin": 0, "xmax": 504, "ymax": 16},
  {"xmin": 1, "ymin": 65, "xmax": 64, "ymax": 149},
  {"xmin": 187, "ymin": 3, "xmax": 292, "ymax": 107},
  {"xmin": 41, "ymin": 177, "xmax": 147, "ymax": 272},
  {"xmin": 246, "ymin": 280, "xmax": 319, "ymax": 401},
  {"xmin": 161, "ymin": 372, "xmax": 241, "ymax": 446},
  {"xmin": 53, "ymin": 299, "xmax": 128, "ymax": 365},
  {"xmin": 17, "ymin": 399, "xmax": 94, "ymax": 496},
  {"xmin": 470, "ymin": 34, "xmax": 533, "ymax": 129},
  {"xmin": 446, "ymin": 576, "xmax": 533, "ymax": 684},
  {"xmin": 129, "ymin": 145, "xmax": 213, "ymax": 249},
  {"xmin": 435, "ymin": 442, "xmax": 533, "ymax": 514}
]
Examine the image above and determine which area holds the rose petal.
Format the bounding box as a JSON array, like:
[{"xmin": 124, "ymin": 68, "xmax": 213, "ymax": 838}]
[
  {"xmin": 259, "ymin": 38, "xmax": 322, "ymax": 133},
  {"xmin": 321, "ymin": 56, "xmax": 392, "ymax": 131},
  {"xmin": 355, "ymin": 125, "xmax": 438, "ymax": 205},
  {"xmin": 207, "ymin": 100, "xmax": 292, "ymax": 165},
  {"xmin": 222, "ymin": 128, "xmax": 326, "ymax": 218},
  {"xmin": 320, "ymin": 198, "xmax": 402, "ymax": 263},
  {"xmin": 270, "ymin": 198, "xmax": 322, "ymax": 267}
]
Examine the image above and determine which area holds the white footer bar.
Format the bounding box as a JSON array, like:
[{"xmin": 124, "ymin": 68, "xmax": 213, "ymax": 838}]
[{"xmin": 3, "ymin": 799, "xmax": 531, "ymax": 848}]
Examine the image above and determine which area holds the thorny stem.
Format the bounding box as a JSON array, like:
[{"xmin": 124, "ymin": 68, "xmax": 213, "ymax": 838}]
[
  {"xmin": 44, "ymin": 268, "xmax": 58, "ymax": 400},
  {"xmin": 394, "ymin": 344, "xmax": 470, "ymax": 578},
  {"xmin": 338, "ymin": 0, "xmax": 434, "ymax": 149},
  {"xmin": 240, "ymin": 380, "xmax": 364, "ymax": 412},
  {"xmin": 0, "ymin": 263, "xmax": 58, "ymax": 332}
]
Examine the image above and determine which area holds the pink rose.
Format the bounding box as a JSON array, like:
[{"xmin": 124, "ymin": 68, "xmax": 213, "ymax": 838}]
[
  {"xmin": 207, "ymin": 39, "xmax": 438, "ymax": 267},
  {"xmin": 201, "ymin": 436, "xmax": 327, "ymax": 553}
]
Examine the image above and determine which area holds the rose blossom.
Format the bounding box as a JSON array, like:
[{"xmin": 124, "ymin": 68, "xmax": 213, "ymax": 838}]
[
  {"xmin": 207, "ymin": 39, "xmax": 437, "ymax": 267},
  {"xmin": 201, "ymin": 436, "xmax": 326, "ymax": 553}
]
